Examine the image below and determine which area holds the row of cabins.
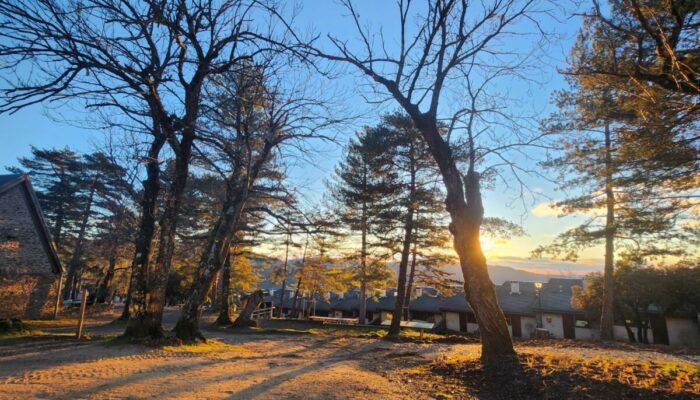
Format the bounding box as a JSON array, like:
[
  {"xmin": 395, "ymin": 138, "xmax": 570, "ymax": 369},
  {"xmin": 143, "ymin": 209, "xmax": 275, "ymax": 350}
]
[{"xmin": 266, "ymin": 278, "xmax": 700, "ymax": 348}]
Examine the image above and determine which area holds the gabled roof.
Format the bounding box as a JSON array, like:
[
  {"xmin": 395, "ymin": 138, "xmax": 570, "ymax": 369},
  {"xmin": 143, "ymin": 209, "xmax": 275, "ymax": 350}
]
[
  {"xmin": 535, "ymin": 278, "xmax": 584, "ymax": 314},
  {"xmin": 0, "ymin": 174, "xmax": 62, "ymax": 275},
  {"xmin": 496, "ymin": 281, "xmax": 538, "ymax": 316}
]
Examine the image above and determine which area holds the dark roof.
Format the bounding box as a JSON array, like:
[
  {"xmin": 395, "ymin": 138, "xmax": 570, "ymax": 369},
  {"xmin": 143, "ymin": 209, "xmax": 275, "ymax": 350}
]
[
  {"xmin": 330, "ymin": 296, "xmax": 360, "ymax": 312},
  {"xmin": 535, "ymin": 278, "xmax": 584, "ymax": 314},
  {"xmin": 0, "ymin": 174, "xmax": 62, "ymax": 275},
  {"xmin": 409, "ymin": 295, "xmax": 445, "ymax": 313},
  {"xmin": 440, "ymin": 292, "xmax": 472, "ymax": 312},
  {"xmin": 278, "ymin": 293, "xmax": 332, "ymax": 313},
  {"xmin": 366, "ymin": 294, "xmax": 397, "ymax": 312},
  {"xmin": 495, "ymin": 281, "xmax": 538, "ymax": 316}
]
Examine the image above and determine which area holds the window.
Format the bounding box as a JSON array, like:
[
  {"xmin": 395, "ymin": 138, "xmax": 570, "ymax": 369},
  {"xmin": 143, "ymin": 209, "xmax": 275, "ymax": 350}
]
[{"xmin": 0, "ymin": 235, "xmax": 20, "ymax": 250}]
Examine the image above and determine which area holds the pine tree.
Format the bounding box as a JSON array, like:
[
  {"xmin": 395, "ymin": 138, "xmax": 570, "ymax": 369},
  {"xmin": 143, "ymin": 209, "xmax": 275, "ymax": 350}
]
[
  {"xmin": 331, "ymin": 129, "xmax": 398, "ymax": 324},
  {"xmin": 535, "ymin": 19, "xmax": 699, "ymax": 340}
]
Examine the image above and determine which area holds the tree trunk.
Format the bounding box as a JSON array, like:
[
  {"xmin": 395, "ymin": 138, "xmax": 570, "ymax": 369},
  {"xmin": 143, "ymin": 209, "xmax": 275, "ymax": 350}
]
[
  {"xmin": 413, "ymin": 115, "xmax": 515, "ymax": 362},
  {"xmin": 276, "ymin": 232, "xmax": 291, "ymax": 318},
  {"xmin": 96, "ymin": 245, "xmax": 118, "ymax": 304},
  {"xmin": 119, "ymin": 271, "xmax": 133, "ymax": 321},
  {"xmin": 404, "ymin": 239, "xmax": 418, "ymax": 320},
  {"xmin": 174, "ymin": 190, "xmax": 244, "ymax": 340},
  {"xmin": 123, "ymin": 135, "xmax": 165, "ymax": 338},
  {"xmin": 388, "ymin": 160, "xmax": 417, "ymax": 338},
  {"xmin": 232, "ymin": 289, "xmax": 264, "ymax": 328},
  {"xmin": 214, "ymin": 254, "xmax": 234, "ymax": 326},
  {"xmin": 63, "ymin": 180, "xmax": 97, "ymax": 300},
  {"xmin": 290, "ymin": 237, "xmax": 308, "ymax": 319},
  {"xmin": 600, "ymin": 122, "xmax": 616, "ymax": 340},
  {"xmin": 358, "ymin": 199, "xmax": 368, "ymax": 325},
  {"xmin": 146, "ymin": 134, "xmax": 195, "ymax": 337},
  {"xmin": 174, "ymin": 140, "xmax": 274, "ymax": 340}
]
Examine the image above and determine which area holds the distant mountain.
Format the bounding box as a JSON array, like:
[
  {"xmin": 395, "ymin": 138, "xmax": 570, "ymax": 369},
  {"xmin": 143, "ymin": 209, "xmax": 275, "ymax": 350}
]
[
  {"xmin": 438, "ymin": 264, "xmax": 572, "ymax": 285},
  {"xmin": 255, "ymin": 255, "xmax": 575, "ymax": 290}
]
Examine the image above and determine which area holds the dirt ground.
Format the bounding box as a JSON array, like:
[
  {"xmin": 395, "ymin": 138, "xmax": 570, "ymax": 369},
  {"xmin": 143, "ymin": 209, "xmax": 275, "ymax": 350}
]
[{"xmin": 1, "ymin": 310, "xmax": 698, "ymax": 399}]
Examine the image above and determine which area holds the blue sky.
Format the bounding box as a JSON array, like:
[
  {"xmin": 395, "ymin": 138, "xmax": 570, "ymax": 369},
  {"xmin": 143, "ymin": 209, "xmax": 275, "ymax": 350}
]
[{"xmin": 0, "ymin": 1, "xmax": 605, "ymax": 274}]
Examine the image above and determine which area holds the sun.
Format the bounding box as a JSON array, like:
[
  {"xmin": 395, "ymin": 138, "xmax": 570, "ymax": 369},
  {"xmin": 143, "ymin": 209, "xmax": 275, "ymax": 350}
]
[{"xmin": 480, "ymin": 237, "xmax": 495, "ymax": 252}]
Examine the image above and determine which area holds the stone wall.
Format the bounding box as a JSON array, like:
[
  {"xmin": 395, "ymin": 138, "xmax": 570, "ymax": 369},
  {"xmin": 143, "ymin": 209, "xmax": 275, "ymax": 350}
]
[
  {"xmin": 0, "ymin": 274, "xmax": 60, "ymax": 319},
  {"xmin": 0, "ymin": 183, "xmax": 61, "ymax": 319}
]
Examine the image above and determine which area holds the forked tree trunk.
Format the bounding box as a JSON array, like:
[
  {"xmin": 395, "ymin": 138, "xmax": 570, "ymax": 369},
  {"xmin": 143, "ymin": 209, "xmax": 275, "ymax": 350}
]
[
  {"xmin": 146, "ymin": 134, "xmax": 196, "ymax": 337},
  {"xmin": 388, "ymin": 161, "xmax": 417, "ymax": 338},
  {"xmin": 600, "ymin": 122, "xmax": 616, "ymax": 340},
  {"xmin": 123, "ymin": 135, "xmax": 165, "ymax": 338},
  {"xmin": 412, "ymin": 115, "xmax": 514, "ymax": 362},
  {"xmin": 214, "ymin": 254, "xmax": 233, "ymax": 326},
  {"xmin": 232, "ymin": 289, "xmax": 264, "ymax": 328}
]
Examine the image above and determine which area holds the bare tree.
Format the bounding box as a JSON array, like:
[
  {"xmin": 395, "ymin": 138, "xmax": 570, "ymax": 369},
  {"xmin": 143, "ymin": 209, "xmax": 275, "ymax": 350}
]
[
  {"xmin": 305, "ymin": 0, "xmax": 552, "ymax": 361},
  {"xmin": 173, "ymin": 56, "xmax": 338, "ymax": 340},
  {"xmin": 0, "ymin": 0, "xmax": 297, "ymax": 338}
]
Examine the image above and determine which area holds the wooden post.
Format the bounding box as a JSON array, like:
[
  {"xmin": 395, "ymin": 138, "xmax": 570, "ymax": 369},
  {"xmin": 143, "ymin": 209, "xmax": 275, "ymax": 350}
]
[
  {"xmin": 53, "ymin": 273, "xmax": 63, "ymax": 319},
  {"xmin": 76, "ymin": 288, "xmax": 88, "ymax": 339}
]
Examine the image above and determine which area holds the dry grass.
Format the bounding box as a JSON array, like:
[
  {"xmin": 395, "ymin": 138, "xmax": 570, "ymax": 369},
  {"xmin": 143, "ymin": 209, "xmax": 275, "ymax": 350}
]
[
  {"xmin": 408, "ymin": 349, "xmax": 700, "ymax": 399},
  {"xmin": 161, "ymin": 339, "xmax": 256, "ymax": 356}
]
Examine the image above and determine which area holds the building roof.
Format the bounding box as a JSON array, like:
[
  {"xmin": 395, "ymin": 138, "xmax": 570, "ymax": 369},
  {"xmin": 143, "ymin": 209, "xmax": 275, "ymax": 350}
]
[
  {"xmin": 330, "ymin": 297, "xmax": 360, "ymax": 312},
  {"xmin": 440, "ymin": 292, "xmax": 472, "ymax": 312},
  {"xmin": 366, "ymin": 294, "xmax": 397, "ymax": 312},
  {"xmin": 0, "ymin": 174, "xmax": 62, "ymax": 275},
  {"xmin": 534, "ymin": 278, "xmax": 584, "ymax": 314},
  {"xmin": 495, "ymin": 281, "xmax": 539, "ymax": 316},
  {"xmin": 409, "ymin": 294, "xmax": 445, "ymax": 313}
]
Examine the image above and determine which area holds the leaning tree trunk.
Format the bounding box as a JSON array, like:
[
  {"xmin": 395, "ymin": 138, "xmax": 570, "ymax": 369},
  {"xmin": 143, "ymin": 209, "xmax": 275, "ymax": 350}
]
[
  {"xmin": 174, "ymin": 190, "xmax": 244, "ymax": 340},
  {"xmin": 63, "ymin": 180, "xmax": 97, "ymax": 300},
  {"xmin": 123, "ymin": 135, "xmax": 165, "ymax": 338},
  {"xmin": 414, "ymin": 116, "xmax": 514, "ymax": 362},
  {"xmin": 600, "ymin": 122, "xmax": 616, "ymax": 341},
  {"xmin": 174, "ymin": 141, "xmax": 273, "ymax": 340},
  {"xmin": 214, "ymin": 254, "xmax": 234, "ymax": 326},
  {"xmin": 388, "ymin": 163, "xmax": 417, "ymax": 338},
  {"xmin": 232, "ymin": 289, "xmax": 264, "ymax": 328},
  {"xmin": 145, "ymin": 134, "xmax": 196, "ymax": 337}
]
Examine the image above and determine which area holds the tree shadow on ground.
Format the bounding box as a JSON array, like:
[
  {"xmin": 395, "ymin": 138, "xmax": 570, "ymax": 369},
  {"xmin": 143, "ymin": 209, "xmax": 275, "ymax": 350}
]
[{"xmin": 429, "ymin": 354, "xmax": 698, "ymax": 400}]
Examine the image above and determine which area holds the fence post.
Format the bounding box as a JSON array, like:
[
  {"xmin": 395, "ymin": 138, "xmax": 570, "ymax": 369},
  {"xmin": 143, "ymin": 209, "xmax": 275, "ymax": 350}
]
[{"xmin": 76, "ymin": 288, "xmax": 88, "ymax": 339}]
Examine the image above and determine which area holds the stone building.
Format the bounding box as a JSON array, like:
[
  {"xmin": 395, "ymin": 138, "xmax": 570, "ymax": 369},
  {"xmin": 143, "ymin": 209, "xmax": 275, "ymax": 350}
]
[{"xmin": 0, "ymin": 174, "xmax": 62, "ymax": 319}]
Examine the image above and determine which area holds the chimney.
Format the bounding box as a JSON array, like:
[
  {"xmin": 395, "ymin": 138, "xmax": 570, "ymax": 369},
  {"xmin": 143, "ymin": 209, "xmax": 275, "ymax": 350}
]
[{"xmin": 510, "ymin": 282, "xmax": 520, "ymax": 295}]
